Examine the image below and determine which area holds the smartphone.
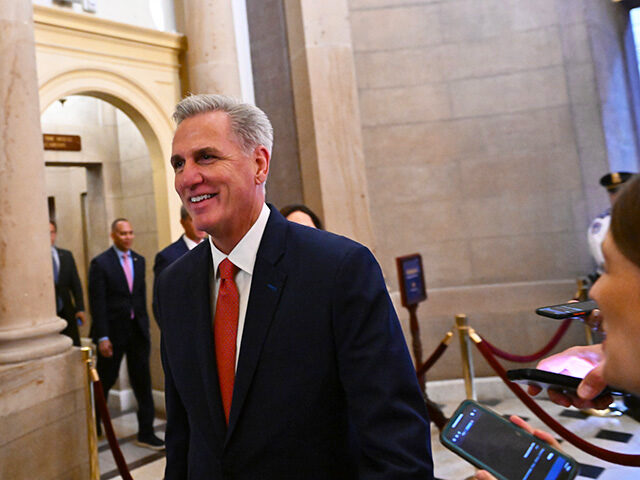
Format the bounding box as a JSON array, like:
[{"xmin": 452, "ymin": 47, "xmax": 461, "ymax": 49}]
[
  {"xmin": 507, "ymin": 368, "xmax": 625, "ymax": 398},
  {"xmin": 535, "ymin": 300, "xmax": 597, "ymax": 319},
  {"xmin": 441, "ymin": 400, "xmax": 578, "ymax": 480}
]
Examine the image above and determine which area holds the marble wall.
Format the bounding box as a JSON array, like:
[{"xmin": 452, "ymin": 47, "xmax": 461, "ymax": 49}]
[
  {"xmin": 346, "ymin": 0, "xmax": 637, "ymax": 378},
  {"xmin": 246, "ymin": 0, "xmax": 304, "ymax": 210}
]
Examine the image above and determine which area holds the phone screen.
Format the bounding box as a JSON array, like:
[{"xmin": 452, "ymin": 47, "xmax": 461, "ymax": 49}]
[{"xmin": 442, "ymin": 402, "xmax": 577, "ymax": 480}]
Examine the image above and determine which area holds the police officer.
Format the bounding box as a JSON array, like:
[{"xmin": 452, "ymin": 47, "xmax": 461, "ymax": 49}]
[{"xmin": 588, "ymin": 171, "xmax": 635, "ymax": 277}]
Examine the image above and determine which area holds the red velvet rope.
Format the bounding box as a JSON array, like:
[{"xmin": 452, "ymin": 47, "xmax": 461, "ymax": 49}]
[
  {"xmin": 417, "ymin": 341, "xmax": 449, "ymax": 378},
  {"xmin": 92, "ymin": 379, "xmax": 134, "ymax": 480},
  {"xmin": 481, "ymin": 318, "xmax": 573, "ymax": 363},
  {"xmin": 473, "ymin": 336, "xmax": 640, "ymax": 466}
]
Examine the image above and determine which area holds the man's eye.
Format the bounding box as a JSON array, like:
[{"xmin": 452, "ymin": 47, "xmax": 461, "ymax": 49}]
[{"xmin": 171, "ymin": 159, "xmax": 184, "ymax": 170}]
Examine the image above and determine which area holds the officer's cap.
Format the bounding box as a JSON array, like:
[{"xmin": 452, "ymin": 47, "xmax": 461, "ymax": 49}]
[{"xmin": 599, "ymin": 172, "xmax": 635, "ymax": 192}]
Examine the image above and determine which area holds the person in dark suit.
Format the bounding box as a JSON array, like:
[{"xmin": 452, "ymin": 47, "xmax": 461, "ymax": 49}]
[
  {"xmin": 152, "ymin": 205, "xmax": 207, "ymax": 323},
  {"xmin": 50, "ymin": 220, "xmax": 85, "ymax": 346},
  {"xmin": 89, "ymin": 218, "xmax": 164, "ymax": 450},
  {"xmin": 156, "ymin": 94, "xmax": 433, "ymax": 479}
]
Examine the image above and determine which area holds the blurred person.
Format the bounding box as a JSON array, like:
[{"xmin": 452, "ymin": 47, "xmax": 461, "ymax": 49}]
[
  {"xmin": 587, "ymin": 171, "xmax": 634, "ymax": 278},
  {"xmin": 475, "ymin": 175, "xmax": 640, "ymax": 480},
  {"xmin": 156, "ymin": 94, "xmax": 433, "ymax": 479},
  {"xmin": 89, "ymin": 218, "xmax": 164, "ymax": 450},
  {"xmin": 279, "ymin": 203, "xmax": 324, "ymax": 229},
  {"xmin": 152, "ymin": 205, "xmax": 207, "ymax": 323},
  {"xmin": 50, "ymin": 220, "xmax": 85, "ymax": 346}
]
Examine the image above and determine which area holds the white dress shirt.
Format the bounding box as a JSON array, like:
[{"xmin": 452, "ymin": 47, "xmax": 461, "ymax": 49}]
[
  {"xmin": 182, "ymin": 234, "xmax": 203, "ymax": 250},
  {"xmin": 209, "ymin": 203, "xmax": 270, "ymax": 369}
]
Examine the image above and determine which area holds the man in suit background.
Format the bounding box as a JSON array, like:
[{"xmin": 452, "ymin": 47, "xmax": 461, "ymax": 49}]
[
  {"xmin": 89, "ymin": 218, "xmax": 164, "ymax": 450},
  {"xmin": 50, "ymin": 220, "xmax": 85, "ymax": 346},
  {"xmin": 152, "ymin": 205, "xmax": 207, "ymax": 323},
  {"xmin": 156, "ymin": 94, "xmax": 433, "ymax": 478}
]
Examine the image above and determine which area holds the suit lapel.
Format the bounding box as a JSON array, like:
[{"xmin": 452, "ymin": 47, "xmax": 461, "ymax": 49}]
[
  {"xmin": 187, "ymin": 244, "xmax": 227, "ymax": 445},
  {"xmin": 108, "ymin": 247, "xmax": 129, "ymax": 291},
  {"xmin": 131, "ymin": 251, "xmax": 143, "ymax": 291},
  {"xmin": 226, "ymin": 206, "xmax": 287, "ymax": 442}
]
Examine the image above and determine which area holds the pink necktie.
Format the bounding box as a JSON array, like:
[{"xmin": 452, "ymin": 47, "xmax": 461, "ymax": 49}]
[
  {"xmin": 122, "ymin": 253, "xmax": 133, "ymax": 292},
  {"xmin": 214, "ymin": 258, "xmax": 239, "ymax": 424}
]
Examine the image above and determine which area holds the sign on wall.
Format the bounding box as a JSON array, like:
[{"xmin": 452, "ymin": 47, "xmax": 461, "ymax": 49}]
[{"xmin": 43, "ymin": 134, "xmax": 81, "ymax": 151}]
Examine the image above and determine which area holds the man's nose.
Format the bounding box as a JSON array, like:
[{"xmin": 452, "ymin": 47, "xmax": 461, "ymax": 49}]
[{"xmin": 180, "ymin": 160, "xmax": 204, "ymax": 187}]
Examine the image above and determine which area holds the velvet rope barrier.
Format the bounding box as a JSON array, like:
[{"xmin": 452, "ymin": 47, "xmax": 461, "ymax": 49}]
[
  {"xmin": 91, "ymin": 371, "xmax": 134, "ymax": 480},
  {"xmin": 416, "ymin": 331, "xmax": 453, "ymax": 378},
  {"xmin": 481, "ymin": 318, "xmax": 573, "ymax": 363},
  {"xmin": 469, "ymin": 329, "xmax": 640, "ymax": 466}
]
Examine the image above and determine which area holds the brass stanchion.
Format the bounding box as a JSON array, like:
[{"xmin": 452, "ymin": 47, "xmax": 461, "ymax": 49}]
[
  {"xmin": 455, "ymin": 314, "xmax": 476, "ymax": 400},
  {"xmin": 575, "ymin": 277, "xmax": 593, "ymax": 345},
  {"xmin": 81, "ymin": 347, "xmax": 100, "ymax": 480}
]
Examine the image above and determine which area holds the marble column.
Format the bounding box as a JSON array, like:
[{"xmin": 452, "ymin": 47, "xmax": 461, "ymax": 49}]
[
  {"xmin": 175, "ymin": 0, "xmax": 243, "ymax": 97},
  {"xmin": 0, "ymin": 1, "xmax": 70, "ymax": 364},
  {"xmin": 284, "ymin": 0, "xmax": 376, "ymax": 249}
]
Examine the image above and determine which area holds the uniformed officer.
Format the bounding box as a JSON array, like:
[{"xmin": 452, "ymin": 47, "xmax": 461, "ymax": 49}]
[{"xmin": 588, "ymin": 171, "xmax": 635, "ymax": 277}]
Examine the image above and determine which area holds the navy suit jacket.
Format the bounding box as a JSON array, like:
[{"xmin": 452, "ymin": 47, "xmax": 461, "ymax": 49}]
[
  {"xmin": 153, "ymin": 236, "xmax": 189, "ymax": 321},
  {"xmin": 89, "ymin": 247, "xmax": 149, "ymax": 346},
  {"xmin": 157, "ymin": 206, "xmax": 433, "ymax": 479}
]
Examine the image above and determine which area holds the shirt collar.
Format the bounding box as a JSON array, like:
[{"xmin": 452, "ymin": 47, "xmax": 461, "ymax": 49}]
[
  {"xmin": 182, "ymin": 234, "xmax": 202, "ymax": 251},
  {"xmin": 112, "ymin": 245, "xmax": 130, "ymax": 257},
  {"xmin": 209, "ymin": 203, "xmax": 271, "ymax": 276}
]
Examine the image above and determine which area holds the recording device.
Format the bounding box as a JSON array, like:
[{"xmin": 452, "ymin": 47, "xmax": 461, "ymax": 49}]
[
  {"xmin": 441, "ymin": 400, "xmax": 578, "ymax": 480},
  {"xmin": 535, "ymin": 300, "xmax": 597, "ymax": 319},
  {"xmin": 507, "ymin": 368, "xmax": 626, "ymax": 398}
]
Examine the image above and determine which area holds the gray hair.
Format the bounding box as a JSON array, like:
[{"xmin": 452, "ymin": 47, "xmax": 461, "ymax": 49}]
[{"xmin": 173, "ymin": 94, "xmax": 273, "ymax": 155}]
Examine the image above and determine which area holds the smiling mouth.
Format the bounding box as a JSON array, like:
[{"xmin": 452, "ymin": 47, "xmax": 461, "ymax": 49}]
[{"xmin": 190, "ymin": 193, "xmax": 215, "ymax": 203}]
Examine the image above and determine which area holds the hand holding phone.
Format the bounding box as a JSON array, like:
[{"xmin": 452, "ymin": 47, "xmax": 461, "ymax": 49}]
[
  {"xmin": 536, "ymin": 300, "xmax": 603, "ymax": 332},
  {"xmin": 528, "ymin": 345, "xmax": 612, "ymax": 410},
  {"xmin": 535, "ymin": 300, "xmax": 597, "ymax": 319},
  {"xmin": 441, "ymin": 400, "xmax": 578, "ymax": 480},
  {"xmin": 507, "ymin": 368, "xmax": 625, "ymax": 399}
]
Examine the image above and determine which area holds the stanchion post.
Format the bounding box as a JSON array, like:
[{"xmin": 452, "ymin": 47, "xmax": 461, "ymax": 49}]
[
  {"xmin": 455, "ymin": 314, "xmax": 476, "ymax": 400},
  {"xmin": 81, "ymin": 347, "xmax": 100, "ymax": 480},
  {"xmin": 575, "ymin": 277, "xmax": 594, "ymax": 345}
]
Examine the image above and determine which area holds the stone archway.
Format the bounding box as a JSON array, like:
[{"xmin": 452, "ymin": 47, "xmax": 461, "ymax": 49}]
[
  {"xmin": 39, "ymin": 68, "xmax": 179, "ymax": 247},
  {"xmin": 34, "ymin": 4, "xmax": 186, "ymax": 245},
  {"xmin": 34, "ymin": 4, "xmax": 186, "ymax": 406}
]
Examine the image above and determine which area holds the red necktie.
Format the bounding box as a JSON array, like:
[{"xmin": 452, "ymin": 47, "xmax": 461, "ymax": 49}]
[{"xmin": 214, "ymin": 258, "xmax": 239, "ymax": 424}]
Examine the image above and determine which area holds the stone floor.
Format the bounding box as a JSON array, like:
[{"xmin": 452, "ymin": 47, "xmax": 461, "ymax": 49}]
[{"xmin": 99, "ymin": 384, "xmax": 640, "ymax": 479}]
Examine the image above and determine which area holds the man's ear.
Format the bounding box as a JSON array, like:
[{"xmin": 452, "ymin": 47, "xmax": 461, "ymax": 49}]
[{"xmin": 254, "ymin": 145, "xmax": 270, "ymax": 185}]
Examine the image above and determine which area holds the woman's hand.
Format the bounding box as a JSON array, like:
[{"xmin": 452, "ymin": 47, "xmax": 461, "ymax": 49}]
[
  {"xmin": 527, "ymin": 344, "xmax": 611, "ymax": 409},
  {"xmin": 472, "ymin": 415, "xmax": 561, "ymax": 480}
]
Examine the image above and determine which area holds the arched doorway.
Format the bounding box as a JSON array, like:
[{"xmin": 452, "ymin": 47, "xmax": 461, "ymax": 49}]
[{"xmin": 35, "ymin": 5, "xmax": 185, "ymax": 409}]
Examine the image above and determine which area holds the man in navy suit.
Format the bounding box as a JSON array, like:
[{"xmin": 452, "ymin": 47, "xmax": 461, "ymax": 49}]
[
  {"xmin": 89, "ymin": 218, "xmax": 164, "ymax": 450},
  {"xmin": 152, "ymin": 205, "xmax": 206, "ymax": 323},
  {"xmin": 50, "ymin": 220, "xmax": 85, "ymax": 346},
  {"xmin": 156, "ymin": 94, "xmax": 433, "ymax": 478}
]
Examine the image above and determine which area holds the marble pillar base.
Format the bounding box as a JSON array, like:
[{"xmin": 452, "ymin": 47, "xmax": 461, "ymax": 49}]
[
  {"xmin": 0, "ymin": 317, "xmax": 71, "ymax": 364},
  {"xmin": 0, "ymin": 348, "xmax": 90, "ymax": 479}
]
